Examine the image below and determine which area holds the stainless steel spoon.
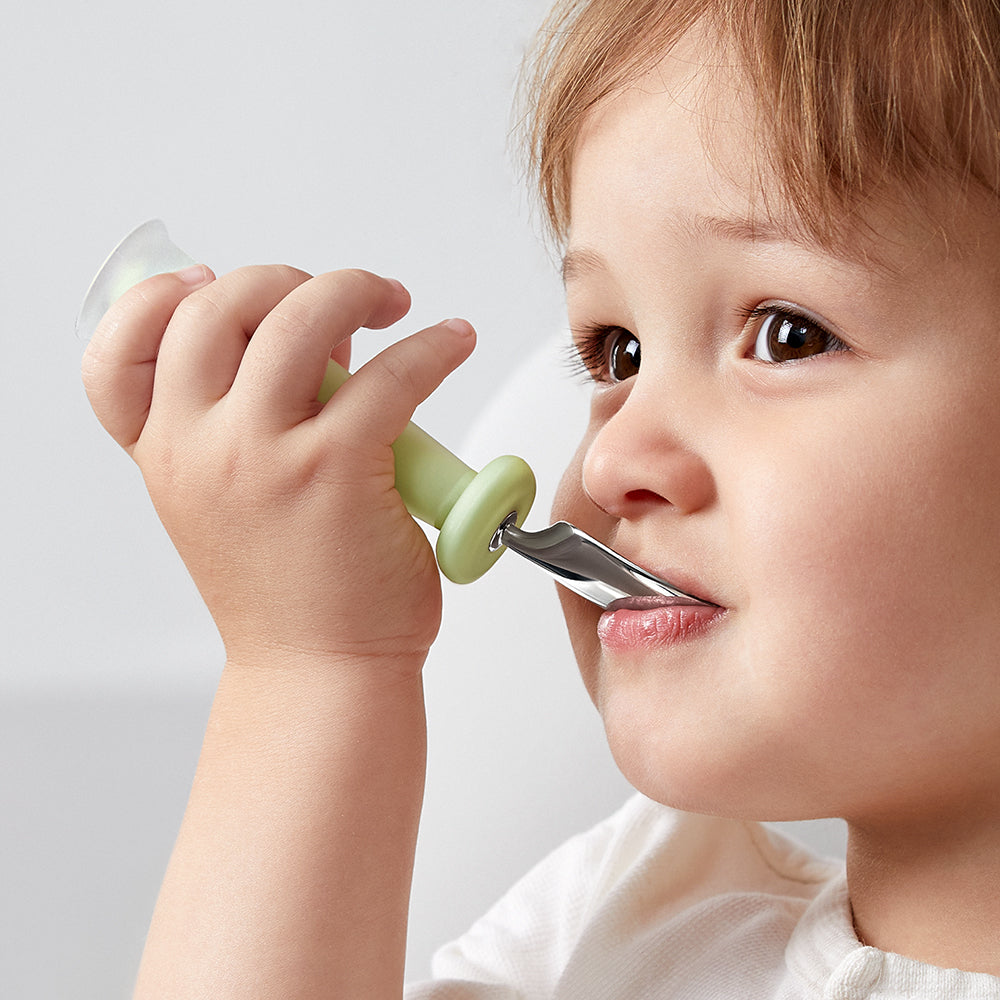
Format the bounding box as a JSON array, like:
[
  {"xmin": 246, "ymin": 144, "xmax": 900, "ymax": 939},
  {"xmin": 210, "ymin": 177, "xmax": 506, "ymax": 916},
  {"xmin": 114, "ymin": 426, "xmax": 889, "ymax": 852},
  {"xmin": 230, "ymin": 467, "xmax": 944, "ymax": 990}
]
[{"xmin": 492, "ymin": 515, "xmax": 710, "ymax": 609}]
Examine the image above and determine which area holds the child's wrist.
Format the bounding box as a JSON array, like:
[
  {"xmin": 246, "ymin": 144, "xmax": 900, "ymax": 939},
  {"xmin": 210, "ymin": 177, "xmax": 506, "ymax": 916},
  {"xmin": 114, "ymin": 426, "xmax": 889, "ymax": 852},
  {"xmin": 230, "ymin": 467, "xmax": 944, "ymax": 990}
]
[
  {"xmin": 209, "ymin": 653, "xmax": 428, "ymax": 783},
  {"xmin": 221, "ymin": 645, "xmax": 431, "ymax": 689}
]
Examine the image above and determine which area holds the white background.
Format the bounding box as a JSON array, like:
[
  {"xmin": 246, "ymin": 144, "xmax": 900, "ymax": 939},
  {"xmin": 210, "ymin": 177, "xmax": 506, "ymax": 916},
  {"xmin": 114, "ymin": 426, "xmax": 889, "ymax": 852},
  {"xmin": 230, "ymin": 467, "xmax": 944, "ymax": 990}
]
[{"xmin": 2, "ymin": 2, "xmax": 845, "ymax": 996}]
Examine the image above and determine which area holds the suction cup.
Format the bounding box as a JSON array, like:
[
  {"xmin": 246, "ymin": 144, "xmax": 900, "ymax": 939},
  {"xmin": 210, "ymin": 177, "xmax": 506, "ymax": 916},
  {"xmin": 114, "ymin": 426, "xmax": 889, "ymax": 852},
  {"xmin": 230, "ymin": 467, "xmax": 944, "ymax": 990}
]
[{"xmin": 76, "ymin": 220, "xmax": 196, "ymax": 342}]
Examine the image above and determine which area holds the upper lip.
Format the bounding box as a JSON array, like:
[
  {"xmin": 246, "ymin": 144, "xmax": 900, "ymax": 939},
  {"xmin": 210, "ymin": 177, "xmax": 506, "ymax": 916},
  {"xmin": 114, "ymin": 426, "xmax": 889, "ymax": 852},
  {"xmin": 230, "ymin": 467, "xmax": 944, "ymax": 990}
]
[{"xmin": 606, "ymin": 593, "xmax": 718, "ymax": 612}]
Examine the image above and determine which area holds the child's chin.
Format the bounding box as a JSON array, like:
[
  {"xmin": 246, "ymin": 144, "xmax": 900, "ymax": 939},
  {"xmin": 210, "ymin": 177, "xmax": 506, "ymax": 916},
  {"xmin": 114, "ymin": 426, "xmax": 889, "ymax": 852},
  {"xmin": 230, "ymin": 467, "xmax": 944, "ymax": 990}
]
[{"xmin": 598, "ymin": 707, "xmax": 802, "ymax": 820}]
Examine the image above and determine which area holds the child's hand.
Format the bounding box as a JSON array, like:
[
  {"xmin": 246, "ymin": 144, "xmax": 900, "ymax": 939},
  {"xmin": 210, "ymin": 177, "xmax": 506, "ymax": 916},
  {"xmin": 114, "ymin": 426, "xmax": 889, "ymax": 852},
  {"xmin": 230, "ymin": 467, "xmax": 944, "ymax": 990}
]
[{"xmin": 82, "ymin": 264, "xmax": 475, "ymax": 674}]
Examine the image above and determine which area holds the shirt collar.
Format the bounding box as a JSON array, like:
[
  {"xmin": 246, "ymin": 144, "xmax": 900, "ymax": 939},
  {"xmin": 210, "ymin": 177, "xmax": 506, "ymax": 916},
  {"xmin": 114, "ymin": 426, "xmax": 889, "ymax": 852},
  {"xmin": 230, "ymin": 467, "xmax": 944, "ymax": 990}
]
[{"xmin": 786, "ymin": 873, "xmax": 1000, "ymax": 999}]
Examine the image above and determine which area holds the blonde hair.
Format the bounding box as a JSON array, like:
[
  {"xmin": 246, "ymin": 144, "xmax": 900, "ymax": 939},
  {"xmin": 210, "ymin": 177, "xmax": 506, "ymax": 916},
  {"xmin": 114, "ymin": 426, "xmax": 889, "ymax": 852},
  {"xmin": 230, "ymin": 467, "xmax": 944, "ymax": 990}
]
[{"xmin": 521, "ymin": 0, "xmax": 1000, "ymax": 246}]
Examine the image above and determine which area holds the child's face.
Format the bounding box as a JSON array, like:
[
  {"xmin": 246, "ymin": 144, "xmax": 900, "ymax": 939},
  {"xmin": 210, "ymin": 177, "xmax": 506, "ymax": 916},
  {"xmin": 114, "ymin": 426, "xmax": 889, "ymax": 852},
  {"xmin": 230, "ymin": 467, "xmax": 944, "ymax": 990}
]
[{"xmin": 553, "ymin": 30, "xmax": 1000, "ymax": 823}]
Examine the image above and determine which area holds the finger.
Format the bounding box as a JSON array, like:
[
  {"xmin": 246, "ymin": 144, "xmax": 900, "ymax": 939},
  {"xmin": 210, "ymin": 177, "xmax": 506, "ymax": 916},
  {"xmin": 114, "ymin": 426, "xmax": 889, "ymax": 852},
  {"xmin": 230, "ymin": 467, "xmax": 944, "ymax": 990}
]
[
  {"xmin": 228, "ymin": 269, "xmax": 411, "ymax": 428},
  {"xmin": 153, "ymin": 264, "xmax": 313, "ymax": 410},
  {"xmin": 81, "ymin": 265, "xmax": 214, "ymax": 453},
  {"xmin": 316, "ymin": 318, "xmax": 476, "ymax": 449}
]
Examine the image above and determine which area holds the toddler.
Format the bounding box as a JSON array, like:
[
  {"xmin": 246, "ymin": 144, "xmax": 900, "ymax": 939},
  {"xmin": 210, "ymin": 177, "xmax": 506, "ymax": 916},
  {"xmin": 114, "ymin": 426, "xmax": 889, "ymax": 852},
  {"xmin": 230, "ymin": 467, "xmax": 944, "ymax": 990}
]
[{"xmin": 82, "ymin": 0, "xmax": 1000, "ymax": 997}]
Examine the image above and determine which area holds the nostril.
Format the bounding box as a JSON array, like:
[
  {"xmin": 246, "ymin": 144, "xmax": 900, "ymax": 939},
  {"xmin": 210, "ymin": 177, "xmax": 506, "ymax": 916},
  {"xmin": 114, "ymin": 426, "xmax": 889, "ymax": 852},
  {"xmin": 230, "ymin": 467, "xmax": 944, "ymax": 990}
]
[{"xmin": 623, "ymin": 488, "xmax": 663, "ymax": 507}]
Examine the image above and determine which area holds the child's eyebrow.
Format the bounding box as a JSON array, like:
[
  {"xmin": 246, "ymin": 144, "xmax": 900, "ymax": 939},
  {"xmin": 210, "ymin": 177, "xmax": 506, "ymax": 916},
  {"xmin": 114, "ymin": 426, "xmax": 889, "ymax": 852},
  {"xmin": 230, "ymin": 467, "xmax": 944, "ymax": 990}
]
[
  {"xmin": 561, "ymin": 211, "xmax": 852, "ymax": 285},
  {"xmin": 685, "ymin": 212, "xmax": 807, "ymax": 247},
  {"xmin": 561, "ymin": 246, "xmax": 609, "ymax": 285}
]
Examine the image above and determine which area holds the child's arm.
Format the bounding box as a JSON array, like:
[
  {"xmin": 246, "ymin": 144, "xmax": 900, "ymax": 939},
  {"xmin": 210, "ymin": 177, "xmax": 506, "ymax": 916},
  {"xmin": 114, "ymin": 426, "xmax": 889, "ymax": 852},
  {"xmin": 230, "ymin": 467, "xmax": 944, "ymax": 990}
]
[{"xmin": 82, "ymin": 264, "xmax": 476, "ymax": 999}]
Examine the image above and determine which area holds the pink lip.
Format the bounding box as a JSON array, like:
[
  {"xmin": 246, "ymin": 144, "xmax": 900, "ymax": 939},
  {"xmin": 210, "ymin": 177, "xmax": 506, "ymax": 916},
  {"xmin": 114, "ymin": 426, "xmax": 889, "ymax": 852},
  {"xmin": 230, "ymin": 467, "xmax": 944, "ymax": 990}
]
[{"xmin": 597, "ymin": 599, "xmax": 725, "ymax": 651}]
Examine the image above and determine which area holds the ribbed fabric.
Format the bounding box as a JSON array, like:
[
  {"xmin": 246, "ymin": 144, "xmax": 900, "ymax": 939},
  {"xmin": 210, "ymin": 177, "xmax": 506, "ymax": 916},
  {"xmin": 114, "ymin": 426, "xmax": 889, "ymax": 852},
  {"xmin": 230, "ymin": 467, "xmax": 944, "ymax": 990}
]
[{"xmin": 405, "ymin": 795, "xmax": 1000, "ymax": 999}]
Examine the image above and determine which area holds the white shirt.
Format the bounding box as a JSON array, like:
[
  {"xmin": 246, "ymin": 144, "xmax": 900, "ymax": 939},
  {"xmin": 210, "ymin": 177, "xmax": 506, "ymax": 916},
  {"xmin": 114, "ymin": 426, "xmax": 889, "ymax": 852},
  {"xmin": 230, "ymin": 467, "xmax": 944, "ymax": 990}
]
[{"xmin": 405, "ymin": 794, "xmax": 1000, "ymax": 999}]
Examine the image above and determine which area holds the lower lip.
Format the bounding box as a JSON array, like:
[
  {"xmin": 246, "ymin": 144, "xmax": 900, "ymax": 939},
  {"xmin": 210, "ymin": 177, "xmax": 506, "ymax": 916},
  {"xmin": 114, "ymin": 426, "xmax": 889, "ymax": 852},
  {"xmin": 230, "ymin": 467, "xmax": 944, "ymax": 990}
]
[{"xmin": 597, "ymin": 603, "xmax": 724, "ymax": 651}]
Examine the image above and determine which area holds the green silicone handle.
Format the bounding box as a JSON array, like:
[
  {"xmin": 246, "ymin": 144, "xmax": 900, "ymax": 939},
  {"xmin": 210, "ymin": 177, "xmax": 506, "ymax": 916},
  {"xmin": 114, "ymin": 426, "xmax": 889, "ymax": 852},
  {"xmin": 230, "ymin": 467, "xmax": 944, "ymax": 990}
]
[{"xmin": 318, "ymin": 359, "xmax": 536, "ymax": 583}]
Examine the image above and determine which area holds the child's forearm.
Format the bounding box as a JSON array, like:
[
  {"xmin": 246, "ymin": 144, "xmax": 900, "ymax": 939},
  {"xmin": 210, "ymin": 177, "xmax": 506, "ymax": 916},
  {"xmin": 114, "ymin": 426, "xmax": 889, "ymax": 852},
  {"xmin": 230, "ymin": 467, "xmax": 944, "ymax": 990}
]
[
  {"xmin": 134, "ymin": 654, "xmax": 427, "ymax": 1000},
  {"xmin": 81, "ymin": 265, "xmax": 470, "ymax": 997}
]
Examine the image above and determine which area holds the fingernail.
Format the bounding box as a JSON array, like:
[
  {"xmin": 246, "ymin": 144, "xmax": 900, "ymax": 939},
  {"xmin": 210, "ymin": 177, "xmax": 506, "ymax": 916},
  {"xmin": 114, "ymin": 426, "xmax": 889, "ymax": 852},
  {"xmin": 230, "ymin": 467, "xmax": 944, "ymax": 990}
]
[
  {"xmin": 387, "ymin": 278, "xmax": 408, "ymax": 295},
  {"xmin": 441, "ymin": 318, "xmax": 474, "ymax": 336},
  {"xmin": 175, "ymin": 264, "xmax": 210, "ymax": 285}
]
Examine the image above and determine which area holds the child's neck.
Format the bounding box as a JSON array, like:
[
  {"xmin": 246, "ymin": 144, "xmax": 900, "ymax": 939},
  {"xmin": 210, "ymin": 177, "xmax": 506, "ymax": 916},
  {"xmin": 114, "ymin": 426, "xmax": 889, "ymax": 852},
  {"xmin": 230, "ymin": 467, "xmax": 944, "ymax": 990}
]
[{"xmin": 846, "ymin": 801, "xmax": 1000, "ymax": 974}]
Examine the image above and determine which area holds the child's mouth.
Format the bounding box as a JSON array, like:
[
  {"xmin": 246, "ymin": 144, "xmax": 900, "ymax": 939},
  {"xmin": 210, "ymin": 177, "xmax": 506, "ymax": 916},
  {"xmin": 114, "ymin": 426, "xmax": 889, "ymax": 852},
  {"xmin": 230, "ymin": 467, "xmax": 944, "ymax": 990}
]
[{"xmin": 597, "ymin": 596, "xmax": 725, "ymax": 650}]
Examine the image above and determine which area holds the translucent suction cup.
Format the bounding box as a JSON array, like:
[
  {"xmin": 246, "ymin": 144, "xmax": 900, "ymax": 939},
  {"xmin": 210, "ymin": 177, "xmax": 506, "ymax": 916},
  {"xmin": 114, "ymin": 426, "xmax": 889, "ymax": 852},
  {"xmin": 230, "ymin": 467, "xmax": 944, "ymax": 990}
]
[{"xmin": 76, "ymin": 220, "xmax": 196, "ymax": 342}]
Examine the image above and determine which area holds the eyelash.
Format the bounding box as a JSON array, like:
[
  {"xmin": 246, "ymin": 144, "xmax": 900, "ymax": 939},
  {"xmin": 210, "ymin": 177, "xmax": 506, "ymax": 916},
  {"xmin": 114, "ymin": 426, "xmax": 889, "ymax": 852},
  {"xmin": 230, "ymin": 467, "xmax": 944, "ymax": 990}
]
[
  {"xmin": 564, "ymin": 323, "xmax": 622, "ymax": 383},
  {"xmin": 566, "ymin": 305, "xmax": 848, "ymax": 383}
]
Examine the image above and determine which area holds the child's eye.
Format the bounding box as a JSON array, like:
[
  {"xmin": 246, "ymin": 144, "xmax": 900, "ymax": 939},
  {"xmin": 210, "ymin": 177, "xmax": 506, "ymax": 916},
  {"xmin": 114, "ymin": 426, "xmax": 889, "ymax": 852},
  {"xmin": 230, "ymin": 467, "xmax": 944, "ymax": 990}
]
[
  {"xmin": 606, "ymin": 328, "xmax": 641, "ymax": 381},
  {"xmin": 570, "ymin": 325, "xmax": 641, "ymax": 384},
  {"xmin": 747, "ymin": 307, "xmax": 849, "ymax": 364}
]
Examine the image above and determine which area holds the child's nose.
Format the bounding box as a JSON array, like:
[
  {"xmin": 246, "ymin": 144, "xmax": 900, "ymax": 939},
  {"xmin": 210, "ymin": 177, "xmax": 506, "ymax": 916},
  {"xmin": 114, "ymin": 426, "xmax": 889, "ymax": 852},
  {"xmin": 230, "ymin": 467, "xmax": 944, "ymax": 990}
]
[{"xmin": 581, "ymin": 379, "xmax": 716, "ymax": 519}]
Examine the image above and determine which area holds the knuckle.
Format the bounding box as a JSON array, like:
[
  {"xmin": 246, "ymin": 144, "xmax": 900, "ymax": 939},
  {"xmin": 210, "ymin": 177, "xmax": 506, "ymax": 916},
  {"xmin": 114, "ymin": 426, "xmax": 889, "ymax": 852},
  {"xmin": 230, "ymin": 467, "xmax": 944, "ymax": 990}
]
[
  {"xmin": 263, "ymin": 268, "xmax": 388, "ymax": 343},
  {"xmin": 335, "ymin": 266, "xmax": 378, "ymax": 286},
  {"xmin": 266, "ymin": 296, "xmax": 323, "ymax": 346},
  {"xmin": 234, "ymin": 263, "xmax": 311, "ymax": 287},
  {"xmin": 169, "ymin": 286, "xmax": 226, "ymax": 329},
  {"xmin": 377, "ymin": 348, "xmax": 422, "ymax": 399},
  {"xmin": 118, "ymin": 270, "xmax": 199, "ymax": 322},
  {"xmin": 327, "ymin": 267, "xmax": 383, "ymax": 301},
  {"xmin": 272, "ymin": 263, "xmax": 312, "ymax": 286}
]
